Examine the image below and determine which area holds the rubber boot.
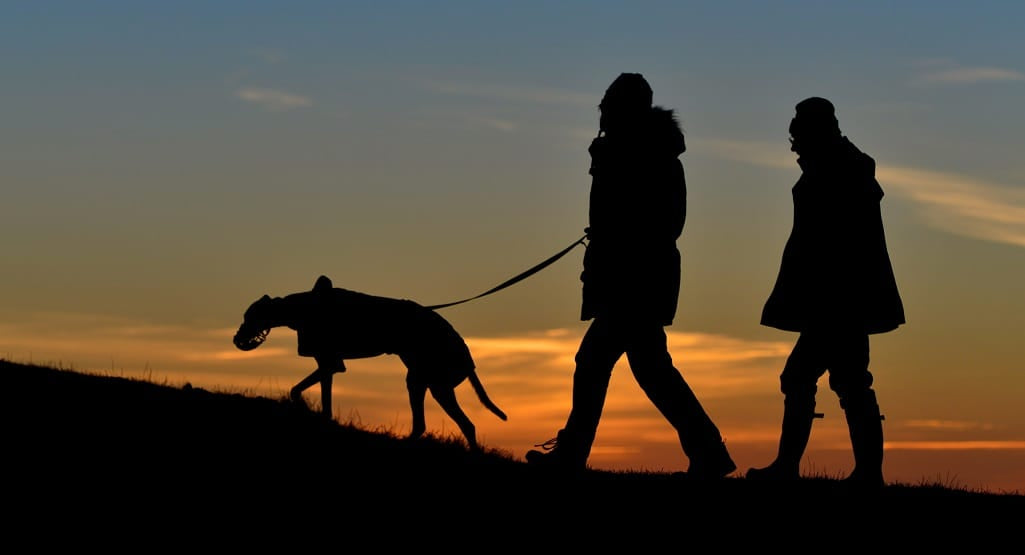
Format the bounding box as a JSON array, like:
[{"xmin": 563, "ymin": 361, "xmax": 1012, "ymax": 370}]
[
  {"xmin": 843, "ymin": 389, "xmax": 885, "ymax": 488},
  {"xmin": 746, "ymin": 394, "xmax": 818, "ymax": 481}
]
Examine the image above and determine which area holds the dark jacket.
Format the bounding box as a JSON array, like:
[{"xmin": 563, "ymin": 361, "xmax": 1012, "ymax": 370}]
[
  {"xmin": 761, "ymin": 137, "xmax": 905, "ymax": 334},
  {"xmin": 580, "ymin": 106, "xmax": 686, "ymax": 326}
]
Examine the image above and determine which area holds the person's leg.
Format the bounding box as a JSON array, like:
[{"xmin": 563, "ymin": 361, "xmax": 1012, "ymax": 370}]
[
  {"xmin": 746, "ymin": 332, "xmax": 827, "ymax": 480},
  {"xmin": 526, "ymin": 317, "xmax": 623, "ymax": 469},
  {"xmin": 624, "ymin": 322, "xmax": 735, "ymax": 478},
  {"xmin": 828, "ymin": 333, "xmax": 884, "ymax": 488}
]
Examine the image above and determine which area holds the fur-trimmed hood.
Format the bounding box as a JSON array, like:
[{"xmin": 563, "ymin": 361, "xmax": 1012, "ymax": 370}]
[
  {"xmin": 650, "ymin": 105, "xmax": 686, "ymax": 156},
  {"xmin": 589, "ymin": 105, "xmax": 685, "ymax": 163}
]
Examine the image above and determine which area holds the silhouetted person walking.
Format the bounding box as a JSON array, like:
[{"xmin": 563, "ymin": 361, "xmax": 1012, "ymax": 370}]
[
  {"xmin": 525, "ymin": 73, "xmax": 736, "ymax": 478},
  {"xmin": 747, "ymin": 97, "xmax": 905, "ymax": 488}
]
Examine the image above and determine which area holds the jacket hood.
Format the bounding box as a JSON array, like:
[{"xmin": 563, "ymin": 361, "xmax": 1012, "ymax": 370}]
[
  {"xmin": 591, "ymin": 105, "xmax": 685, "ymax": 158},
  {"xmin": 651, "ymin": 106, "xmax": 686, "ymax": 156}
]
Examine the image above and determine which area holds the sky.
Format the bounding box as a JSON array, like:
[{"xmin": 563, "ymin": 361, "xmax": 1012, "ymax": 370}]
[{"xmin": 2, "ymin": 1, "xmax": 1023, "ymax": 494}]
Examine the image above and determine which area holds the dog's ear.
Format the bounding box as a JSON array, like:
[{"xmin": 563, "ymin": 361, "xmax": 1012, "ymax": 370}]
[
  {"xmin": 313, "ymin": 275, "xmax": 333, "ymax": 292},
  {"xmin": 253, "ymin": 294, "xmax": 272, "ymax": 308},
  {"xmin": 243, "ymin": 294, "xmax": 273, "ymax": 318}
]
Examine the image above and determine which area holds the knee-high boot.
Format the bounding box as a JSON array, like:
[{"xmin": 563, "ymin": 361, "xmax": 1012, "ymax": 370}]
[
  {"xmin": 843, "ymin": 389, "xmax": 885, "ymax": 487},
  {"xmin": 746, "ymin": 394, "xmax": 818, "ymax": 480}
]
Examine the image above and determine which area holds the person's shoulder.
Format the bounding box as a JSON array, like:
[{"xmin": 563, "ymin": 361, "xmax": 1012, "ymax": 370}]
[
  {"xmin": 836, "ymin": 138, "xmax": 885, "ymax": 199},
  {"xmin": 840, "ymin": 137, "xmax": 875, "ymax": 169}
]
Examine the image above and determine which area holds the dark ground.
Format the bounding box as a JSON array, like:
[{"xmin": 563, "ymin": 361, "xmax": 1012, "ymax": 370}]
[{"xmin": 5, "ymin": 359, "xmax": 1021, "ymax": 548}]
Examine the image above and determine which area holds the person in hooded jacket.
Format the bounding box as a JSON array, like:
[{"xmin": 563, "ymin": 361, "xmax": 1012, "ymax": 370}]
[
  {"xmin": 525, "ymin": 73, "xmax": 736, "ymax": 478},
  {"xmin": 746, "ymin": 97, "xmax": 905, "ymax": 488}
]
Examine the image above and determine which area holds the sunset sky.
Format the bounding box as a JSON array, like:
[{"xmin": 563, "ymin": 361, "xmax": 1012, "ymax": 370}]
[{"xmin": 2, "ymin": 2, "xmax": 1023, "ymax": 494}]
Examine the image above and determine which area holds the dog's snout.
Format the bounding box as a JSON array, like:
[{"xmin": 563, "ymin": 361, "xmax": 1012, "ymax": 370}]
[{"xmin": 233, "ymin": 323, "xmax": 269, "ymax": 351}]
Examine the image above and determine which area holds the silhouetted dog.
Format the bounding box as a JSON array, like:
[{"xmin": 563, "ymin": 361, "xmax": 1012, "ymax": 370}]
[{"xmin": 232, "ymin": 275, "xmax": 507, "ymax": 450}]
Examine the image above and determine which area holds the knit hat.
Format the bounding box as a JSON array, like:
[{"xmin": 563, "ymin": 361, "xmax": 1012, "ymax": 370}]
[{"xmin": 790, "ymin": 96, "xmax": 840, "ymax": 138}]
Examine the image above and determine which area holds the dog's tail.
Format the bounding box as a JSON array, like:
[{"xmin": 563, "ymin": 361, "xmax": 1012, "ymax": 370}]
[{"xmin": 467, "ymin": 369, "xmax": 508, "ymax": 421}]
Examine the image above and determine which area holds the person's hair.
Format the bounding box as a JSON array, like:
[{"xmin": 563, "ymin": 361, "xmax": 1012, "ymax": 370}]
[{"xmin": 600, "ymin": 73, "xmax": 653, "ymax": 111}]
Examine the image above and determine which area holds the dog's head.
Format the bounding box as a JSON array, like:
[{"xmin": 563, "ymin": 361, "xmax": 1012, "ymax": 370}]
[
  {"xmin": 233, "ymin": 294, "xmax": 275, "ymax": 351},
  {"xmin": 233, "ymin": 276, "xmax": 333, "ymax": 351}
]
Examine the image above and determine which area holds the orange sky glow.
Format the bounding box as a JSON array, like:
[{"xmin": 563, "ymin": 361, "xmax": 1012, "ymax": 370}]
[{"xmin": 4, "ymin": 312, "xmax": 1021, "ymax": 495}]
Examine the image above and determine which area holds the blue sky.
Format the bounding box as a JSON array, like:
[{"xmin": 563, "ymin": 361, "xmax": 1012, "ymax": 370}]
[{"xmin": 2, "ymin": 2, "xmax": 1024, "ymax": 493}]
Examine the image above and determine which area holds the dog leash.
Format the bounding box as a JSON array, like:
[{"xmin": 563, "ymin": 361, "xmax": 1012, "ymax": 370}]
[{"xmin": 426, "ymin": 234, "xmax": 588, "ymax": 310}]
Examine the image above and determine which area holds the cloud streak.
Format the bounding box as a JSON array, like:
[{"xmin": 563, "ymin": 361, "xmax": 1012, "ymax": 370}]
[
  {"xmin": 877, "ymin": 165, "xmax": 1025, "ymax": 248},
  {"xmin": 903, "ymin": 419, "xmax": 995, "ymax": 432},
  {"xmin": 419, "ymin": 79, "xmax": 594, "ymax": 107},
  {"xmin": 236, "ymin": 88, "xmax": 312, "ymax": 111},
  {"xmin": 699, "ymin": 138, "xmax": 793, "ymax": 171},
  {"xmin": 886, "ymin": 440, "xmax": 1025, "ymax": 450},
  {"xmin": 702, "ymin": 138, "xmax": 1025, "ymax": 249},
  {"xmin": 917, "ymin": 66, "xmax": 1025, "ymax": 84}
]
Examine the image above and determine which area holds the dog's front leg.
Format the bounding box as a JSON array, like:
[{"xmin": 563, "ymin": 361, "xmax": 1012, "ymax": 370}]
[
  {"xmin": 290, "ymin": 368, "xmax": 324, "ymax": 406},
  {"xmin": 319, "ymin": 371, "xmax": 333, "ymax": 417},
  {"xmin": 407, "ymin": 378, "xmax": 428, "ymax": 440},
  {"xmin": 313, "ymin": 358, "xmax": 344, "ymax": 417}
]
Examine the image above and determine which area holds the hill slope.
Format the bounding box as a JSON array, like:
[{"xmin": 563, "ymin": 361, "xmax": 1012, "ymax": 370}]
[{"xmin": 5, "ymin": 359, "xmax": 1021, "ymax": 544}]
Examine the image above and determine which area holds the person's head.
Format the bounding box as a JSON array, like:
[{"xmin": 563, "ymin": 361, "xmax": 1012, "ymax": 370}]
[
  {"xmin": 789, "ymin": 96, "xmax": 841, "ymax": 156},
  {"xmin": 599, "ymin": 73, "xmax": 653, "ymax": 134}
]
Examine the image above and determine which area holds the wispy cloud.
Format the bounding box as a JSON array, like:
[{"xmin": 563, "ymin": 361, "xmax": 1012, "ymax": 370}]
[
  {"xmin": 468, "ymin": 116, "xmax": 519, "ymax": 132},
  {"xmin": 466, "ymin": 328, "xmax": 792, "ymax": 370},
  {"xmin": 236, "ymin": 87, "xmax": 312, "ymax": 111},
  {"xmin": 701, "ymin": 138, "xmax": 1025, "ymax": 249},
  {"xmin": 699, "ymin": 138, "xmax": 793, "ymax": 170},
  {"xmin": 917, "ymin": 66, "xmax": 1025, "ymax": 85},
  {"xmin": 0, "ymin": 313, "xmax": 788, "ymax": 394},
  {"xmin": 903, "ymin": 420, "xmax": 996, "ymax": 432},
  {"xmin": 466, "ymin": 328, "xmax": 791, "ymax": 405},
  {"xmin": 412, "ymin": 78, "xmax": 599, "ymax": 137},
  {"xmin": 885, "ymin": 440, "xmax": 1025, "ymax": 450},
  {"xmin": 419, "ymin": 79, "xmax": 594, "ymax": 107},
  {"xmin": 877, "ymin": 165, "xmax": 1025, "ymax": 248}
]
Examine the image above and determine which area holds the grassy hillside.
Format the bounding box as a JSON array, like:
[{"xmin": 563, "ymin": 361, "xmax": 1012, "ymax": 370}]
[{"xmin": 5, "ymin": 358, "xmax": 1021, "ymax": 546}]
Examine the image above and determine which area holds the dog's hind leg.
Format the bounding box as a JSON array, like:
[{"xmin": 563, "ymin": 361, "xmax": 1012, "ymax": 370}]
[
  {"xmin": 430, "ymin": 386, "xmax": 479, "ymax": 451},
  {"xmin": 407, "ymin": 377, "xmax": 428, "ymax": 441}
]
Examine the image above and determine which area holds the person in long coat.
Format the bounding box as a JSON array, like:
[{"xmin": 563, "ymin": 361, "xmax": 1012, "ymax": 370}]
[
  {"xmin": 748, "ymin": 97, "xmax": 905, "ymax": 487},
  {"xmin": 525, "ymin": 73, "xmax": 736, "ymax": 478}
]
